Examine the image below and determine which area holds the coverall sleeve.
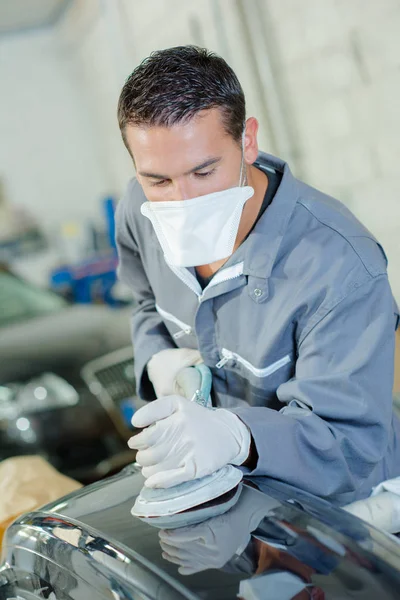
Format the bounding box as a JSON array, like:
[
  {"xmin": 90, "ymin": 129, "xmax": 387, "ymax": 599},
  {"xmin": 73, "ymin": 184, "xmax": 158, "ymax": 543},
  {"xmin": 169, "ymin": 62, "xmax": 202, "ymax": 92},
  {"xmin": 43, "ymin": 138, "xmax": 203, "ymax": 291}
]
[
  {"xmin": 115, "ymin": 202, "xmax": 175, "ymax": 400},
  {"xmin": 232, "ymin": 274, "xmax": 398, "ymax": 503}
]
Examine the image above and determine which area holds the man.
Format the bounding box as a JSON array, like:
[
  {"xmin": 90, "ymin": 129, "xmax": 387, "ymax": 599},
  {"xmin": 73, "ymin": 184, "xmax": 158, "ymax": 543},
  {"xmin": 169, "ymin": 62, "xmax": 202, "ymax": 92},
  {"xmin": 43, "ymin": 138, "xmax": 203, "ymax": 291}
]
[{"xmin": 115, "ymin": 45, "xmax": 400, "ymax": 505}]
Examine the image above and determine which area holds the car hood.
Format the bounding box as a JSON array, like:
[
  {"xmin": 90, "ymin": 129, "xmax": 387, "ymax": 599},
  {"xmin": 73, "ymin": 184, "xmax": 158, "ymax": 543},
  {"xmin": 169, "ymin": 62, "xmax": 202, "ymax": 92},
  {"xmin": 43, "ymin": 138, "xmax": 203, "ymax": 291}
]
[
  {"xmin": 0, "ymin": 304, "xmax": 132, "ymax": 382},
  {"xmin": 3, "ymin": 465, "xmax": 400, "ymax": 600}
]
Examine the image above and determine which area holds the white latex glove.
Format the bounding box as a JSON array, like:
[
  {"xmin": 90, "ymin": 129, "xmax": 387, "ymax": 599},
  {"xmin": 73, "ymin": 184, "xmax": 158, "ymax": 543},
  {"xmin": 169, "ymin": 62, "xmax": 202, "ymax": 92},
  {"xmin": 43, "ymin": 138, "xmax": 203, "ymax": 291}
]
[
  {"xmin": 129, "ymin": 395, "xmax": 251, "ymax": 488},
  {"xmin": 158, "ymin": 485, "xmax": 276, "ymax": 574},
  {"xmin": 147, "ymin": 348, "xmax": 202, "ymax": 398}
]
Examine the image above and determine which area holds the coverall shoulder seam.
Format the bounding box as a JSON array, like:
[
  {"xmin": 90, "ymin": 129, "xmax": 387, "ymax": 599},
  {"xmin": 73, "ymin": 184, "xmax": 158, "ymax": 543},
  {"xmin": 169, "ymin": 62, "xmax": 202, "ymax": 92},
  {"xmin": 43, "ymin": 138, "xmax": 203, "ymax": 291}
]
[
  {"xmin": 298, "ymin": 273, "xmax": 388, "ymax": 348},
  {"xmin": 296, "ymin": 199, "xmax": 381, "ymax": 278}
]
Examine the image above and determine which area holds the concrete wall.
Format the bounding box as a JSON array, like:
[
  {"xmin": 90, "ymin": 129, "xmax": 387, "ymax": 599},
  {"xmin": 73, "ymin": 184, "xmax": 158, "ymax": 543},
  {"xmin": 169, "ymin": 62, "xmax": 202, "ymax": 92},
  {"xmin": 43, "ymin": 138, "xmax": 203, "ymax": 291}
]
[
  {"xmin": 263, "ymin": 0, "xmax": 400, "ymax": 298},
  {"xmin": 0, "ymin": 23, "xmax": 109, "ymax": 232}
]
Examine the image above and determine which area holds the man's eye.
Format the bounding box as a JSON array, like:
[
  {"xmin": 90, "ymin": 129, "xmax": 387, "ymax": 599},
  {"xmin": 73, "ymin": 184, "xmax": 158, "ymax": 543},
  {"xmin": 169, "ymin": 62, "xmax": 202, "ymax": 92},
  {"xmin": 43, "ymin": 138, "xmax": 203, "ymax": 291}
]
[
  {"xmin": 152, "ymin": 179, "xmax": 169, "ymax": 187},
  {"xmin": 194, "ymin": 169, "xmax": 215, "ymax": 178}
]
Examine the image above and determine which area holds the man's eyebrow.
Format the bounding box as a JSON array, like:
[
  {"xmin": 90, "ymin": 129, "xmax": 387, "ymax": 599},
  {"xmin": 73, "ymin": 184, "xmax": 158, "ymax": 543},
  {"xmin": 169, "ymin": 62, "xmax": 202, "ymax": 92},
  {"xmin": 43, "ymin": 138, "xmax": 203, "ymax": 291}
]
[{"xmin": 138, "ymin": 157, "xmax": 222, "ymax": 179}]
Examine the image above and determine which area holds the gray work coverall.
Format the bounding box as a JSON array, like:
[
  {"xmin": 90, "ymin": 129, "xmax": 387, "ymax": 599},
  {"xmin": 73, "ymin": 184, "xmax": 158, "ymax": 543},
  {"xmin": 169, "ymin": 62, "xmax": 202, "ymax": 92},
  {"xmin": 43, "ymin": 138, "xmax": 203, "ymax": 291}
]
[{"xmin": 116, "ymin": 152, "xmax": 400, "ymax": 505}]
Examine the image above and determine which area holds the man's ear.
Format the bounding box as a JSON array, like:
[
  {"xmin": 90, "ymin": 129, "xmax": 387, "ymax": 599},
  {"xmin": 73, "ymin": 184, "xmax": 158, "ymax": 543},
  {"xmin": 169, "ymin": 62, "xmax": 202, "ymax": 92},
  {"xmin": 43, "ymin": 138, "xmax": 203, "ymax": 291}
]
[{"xmin": 243, "ymin": 117, "xmax": 259, "ymax": 165}]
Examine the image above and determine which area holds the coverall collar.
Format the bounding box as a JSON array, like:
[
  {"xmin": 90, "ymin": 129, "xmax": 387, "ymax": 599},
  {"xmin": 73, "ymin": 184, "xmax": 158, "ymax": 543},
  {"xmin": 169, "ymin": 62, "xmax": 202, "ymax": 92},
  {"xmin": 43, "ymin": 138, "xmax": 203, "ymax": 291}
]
[{"xmin": 242, "ymin": 152, "xmax": 301, "ymax": 281}]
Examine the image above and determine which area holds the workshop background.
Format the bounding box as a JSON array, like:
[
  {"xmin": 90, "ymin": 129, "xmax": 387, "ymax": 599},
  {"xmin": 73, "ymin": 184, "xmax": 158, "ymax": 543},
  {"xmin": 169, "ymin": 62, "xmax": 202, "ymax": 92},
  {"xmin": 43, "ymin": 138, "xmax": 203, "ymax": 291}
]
[
  {"xmin": 0, "ymin": 0, "xmax": 400, "ymax": 511},
  {"xmin": 1, "ymin": 0, "xmax": 399, "ymax": 294}
]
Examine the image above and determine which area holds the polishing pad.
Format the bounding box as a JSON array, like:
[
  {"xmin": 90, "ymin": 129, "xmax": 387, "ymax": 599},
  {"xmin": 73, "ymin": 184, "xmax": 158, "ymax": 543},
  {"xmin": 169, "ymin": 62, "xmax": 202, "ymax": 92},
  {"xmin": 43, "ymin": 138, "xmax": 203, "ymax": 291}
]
[
  {"xmin": 136, "ymin": 483, "xmax": 243, "ymax": 529},
  {"xmin": 131, "ymin": 465, "xmax": 243, "ymax": 528}
]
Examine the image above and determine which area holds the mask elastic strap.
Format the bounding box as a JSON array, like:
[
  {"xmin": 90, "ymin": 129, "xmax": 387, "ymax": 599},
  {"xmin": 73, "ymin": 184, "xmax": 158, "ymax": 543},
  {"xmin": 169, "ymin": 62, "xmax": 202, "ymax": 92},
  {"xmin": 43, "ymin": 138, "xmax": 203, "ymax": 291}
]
[{"xmin": 238, "ymin": 127, "xmax": 247, "ymax": 187}]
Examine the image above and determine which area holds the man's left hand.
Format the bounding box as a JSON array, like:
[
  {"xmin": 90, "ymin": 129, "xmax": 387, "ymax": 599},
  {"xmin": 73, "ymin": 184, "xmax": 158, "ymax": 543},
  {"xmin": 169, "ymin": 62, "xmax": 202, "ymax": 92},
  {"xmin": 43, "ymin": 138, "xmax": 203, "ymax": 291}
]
[{"xmin": 128, "ymin": 395, "xmax": 251, "ymax": 488}]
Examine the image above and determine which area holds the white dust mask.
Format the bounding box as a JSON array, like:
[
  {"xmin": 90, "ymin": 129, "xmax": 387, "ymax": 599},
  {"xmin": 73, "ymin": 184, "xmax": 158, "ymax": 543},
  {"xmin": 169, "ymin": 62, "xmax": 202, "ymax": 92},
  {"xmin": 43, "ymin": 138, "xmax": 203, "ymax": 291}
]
[{"xmin": 140, "ymin": 132, "xmax": 254, "ymax": 267}]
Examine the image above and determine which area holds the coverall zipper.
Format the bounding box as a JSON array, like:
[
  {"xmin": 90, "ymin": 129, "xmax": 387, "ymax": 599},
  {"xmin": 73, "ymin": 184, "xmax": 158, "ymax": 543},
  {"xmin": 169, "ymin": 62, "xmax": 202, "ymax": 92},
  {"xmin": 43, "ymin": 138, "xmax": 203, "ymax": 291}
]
[{"xmin": 216, "ymin": 348, "xmax": 291, "ymax": 377}]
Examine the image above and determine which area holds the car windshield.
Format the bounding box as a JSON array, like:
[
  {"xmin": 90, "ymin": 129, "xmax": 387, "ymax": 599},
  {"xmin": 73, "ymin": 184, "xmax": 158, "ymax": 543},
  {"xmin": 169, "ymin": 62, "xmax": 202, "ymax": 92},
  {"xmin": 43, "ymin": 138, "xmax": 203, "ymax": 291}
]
[{"xmin": 0, "ymin": 272, "xmax": 67, "ymax": 327}]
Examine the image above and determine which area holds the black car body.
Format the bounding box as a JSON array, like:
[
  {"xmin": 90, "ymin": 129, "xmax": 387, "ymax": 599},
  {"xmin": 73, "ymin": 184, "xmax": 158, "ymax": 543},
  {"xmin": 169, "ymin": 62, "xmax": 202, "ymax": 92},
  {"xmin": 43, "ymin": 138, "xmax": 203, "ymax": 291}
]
[
  {"xmin": 0, "ymin": 268, "xmax": 135, "ymax": 482},
  {"xmin": 1, "ymin": 464, "xmax": 400, "ymax": 599}
]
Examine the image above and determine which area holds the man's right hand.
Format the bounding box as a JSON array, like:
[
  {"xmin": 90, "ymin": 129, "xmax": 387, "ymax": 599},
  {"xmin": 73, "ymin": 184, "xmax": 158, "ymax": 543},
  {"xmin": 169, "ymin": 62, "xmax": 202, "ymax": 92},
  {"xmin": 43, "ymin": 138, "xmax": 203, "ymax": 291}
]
[{"xmin": 147, "ymin": 348, "xmax": 202, "ymax": 398}]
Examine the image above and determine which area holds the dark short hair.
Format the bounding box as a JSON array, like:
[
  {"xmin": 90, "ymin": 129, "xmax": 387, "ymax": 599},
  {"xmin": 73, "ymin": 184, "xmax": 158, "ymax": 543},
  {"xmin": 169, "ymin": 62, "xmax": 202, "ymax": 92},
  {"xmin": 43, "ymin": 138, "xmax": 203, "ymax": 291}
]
[{"xmin": 117, "ymin": 46, "xmax": 246, "ymax": 149}]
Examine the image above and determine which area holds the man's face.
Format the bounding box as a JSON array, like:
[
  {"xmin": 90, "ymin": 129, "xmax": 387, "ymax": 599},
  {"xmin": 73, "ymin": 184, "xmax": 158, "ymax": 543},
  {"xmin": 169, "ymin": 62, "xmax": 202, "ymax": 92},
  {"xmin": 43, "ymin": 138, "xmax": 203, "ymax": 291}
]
[{"xmin": 124, "ymin": 108, "xmax": 245, "ymax": 202}]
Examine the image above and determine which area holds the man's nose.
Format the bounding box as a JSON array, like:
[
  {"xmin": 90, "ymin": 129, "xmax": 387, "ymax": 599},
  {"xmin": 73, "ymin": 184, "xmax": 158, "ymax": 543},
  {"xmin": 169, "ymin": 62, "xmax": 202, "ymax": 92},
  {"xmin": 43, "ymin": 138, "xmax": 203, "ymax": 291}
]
[{"xmin": 172, "ymin": 179, "xmax": 195, "ymax": 201}]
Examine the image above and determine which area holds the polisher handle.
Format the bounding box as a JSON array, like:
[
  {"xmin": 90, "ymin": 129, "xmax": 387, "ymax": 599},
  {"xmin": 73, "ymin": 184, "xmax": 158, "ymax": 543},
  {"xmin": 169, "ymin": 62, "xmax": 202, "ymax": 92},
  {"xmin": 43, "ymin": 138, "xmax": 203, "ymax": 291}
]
[{"xmin": 175, "ymin": 364, "xmax": 212, "ymax": 407}]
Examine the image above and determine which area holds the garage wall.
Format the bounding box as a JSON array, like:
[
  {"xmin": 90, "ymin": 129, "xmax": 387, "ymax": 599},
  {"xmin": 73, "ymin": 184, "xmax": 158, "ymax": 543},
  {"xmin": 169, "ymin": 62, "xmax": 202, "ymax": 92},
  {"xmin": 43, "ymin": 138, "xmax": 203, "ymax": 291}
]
[
  {"xmin": 262, "ymin": 0, "xmax": 400, "ymax": 300},
  {"xmin": 0, "ymin": 25, "xmax": 109, "ymax": 231},
  {"xmin": 57, "ymin": 0, "xmax": 134, "ymax": 194}
]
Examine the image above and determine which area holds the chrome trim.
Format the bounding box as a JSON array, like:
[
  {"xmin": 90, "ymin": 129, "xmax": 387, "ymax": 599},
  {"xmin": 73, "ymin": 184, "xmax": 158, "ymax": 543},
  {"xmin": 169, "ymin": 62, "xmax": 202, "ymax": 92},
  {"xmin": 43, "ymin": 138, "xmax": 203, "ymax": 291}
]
[{"xmin": 1, "ymin": 510, "xmax": 197, "ymax": 600}]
